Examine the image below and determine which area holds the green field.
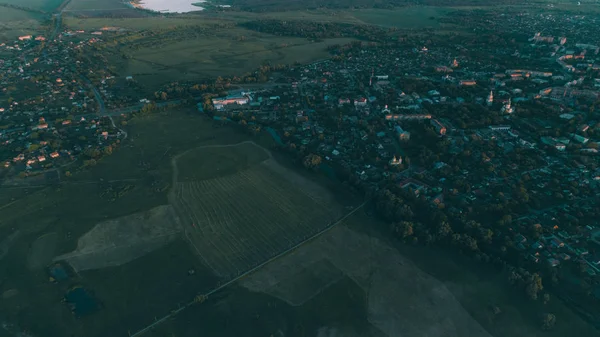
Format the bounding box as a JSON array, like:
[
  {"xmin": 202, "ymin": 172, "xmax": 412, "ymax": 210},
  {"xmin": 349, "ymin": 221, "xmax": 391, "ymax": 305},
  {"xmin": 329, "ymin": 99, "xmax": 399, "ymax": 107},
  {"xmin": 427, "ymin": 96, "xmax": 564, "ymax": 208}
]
[
  {"xmin": 0, "ymin": 8, "xmax": 44, "ymax": 41},
  {"xmin": 0, "ymin": 0, "xmax": 63, "ymax": 11},
  {"xmin": 63, "ymin": 0, "xmax": 141, "ymax": 16},
  {"xmin": 351, "ymin": 7, "xmax": 452, "ymax": 28},
  {"xmin": 60, "ymin": 6, "xmax": 465, "ymax": 88}
]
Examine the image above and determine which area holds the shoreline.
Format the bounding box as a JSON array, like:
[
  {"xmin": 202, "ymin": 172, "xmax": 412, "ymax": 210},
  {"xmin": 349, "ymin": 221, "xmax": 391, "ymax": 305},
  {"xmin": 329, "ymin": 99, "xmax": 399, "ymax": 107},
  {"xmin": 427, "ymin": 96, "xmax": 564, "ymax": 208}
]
[{"xmin": 126, "ymin": 0, "xmax": 206, "ymax": 13}]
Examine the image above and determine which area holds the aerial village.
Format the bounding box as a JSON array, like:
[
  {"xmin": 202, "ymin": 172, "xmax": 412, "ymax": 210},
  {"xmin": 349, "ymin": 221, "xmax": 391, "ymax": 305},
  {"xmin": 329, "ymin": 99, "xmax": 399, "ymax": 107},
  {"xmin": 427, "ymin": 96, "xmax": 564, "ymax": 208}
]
[
  {"xmin": 0, "ymin": 28, "xmax": 127, "ymax": 179},
  {"xmin": 205, "ymin": 11, "xmax": 600, "ymax": 307},
  {"xmin": 1, "ymin": 8, "xmax": 600, "ymax": 317}
]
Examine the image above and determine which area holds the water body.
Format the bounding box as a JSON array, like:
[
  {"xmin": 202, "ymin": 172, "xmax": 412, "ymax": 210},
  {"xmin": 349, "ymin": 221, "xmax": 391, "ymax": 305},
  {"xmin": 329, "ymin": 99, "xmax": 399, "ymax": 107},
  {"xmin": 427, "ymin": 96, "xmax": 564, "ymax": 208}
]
[{"xmin": 135, "ymin": 0, "xmax": 205, "ymax": 13}]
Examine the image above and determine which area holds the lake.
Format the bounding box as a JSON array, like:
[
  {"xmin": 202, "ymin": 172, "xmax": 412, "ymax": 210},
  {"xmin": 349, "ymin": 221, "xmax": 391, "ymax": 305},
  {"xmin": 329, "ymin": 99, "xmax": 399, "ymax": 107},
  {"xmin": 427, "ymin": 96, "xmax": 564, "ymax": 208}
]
[{"xmin": 134, "ymin": 0, "xmax": 205, "ymax": 13}]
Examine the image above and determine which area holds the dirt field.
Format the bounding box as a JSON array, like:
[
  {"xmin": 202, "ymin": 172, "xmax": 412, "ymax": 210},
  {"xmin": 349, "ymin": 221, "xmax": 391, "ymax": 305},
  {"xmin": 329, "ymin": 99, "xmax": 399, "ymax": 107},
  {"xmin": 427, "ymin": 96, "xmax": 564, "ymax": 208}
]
[
  {"xmin": 242, "ymin": 224, "xmax": 493, "ymax": 337},
  {"xmin": 172, "ymin": 142, "xmax": 346, "ymax": 279},
  {"xmin": 55, "ymin": 205, "xmax": 182, "ymax": 271}
]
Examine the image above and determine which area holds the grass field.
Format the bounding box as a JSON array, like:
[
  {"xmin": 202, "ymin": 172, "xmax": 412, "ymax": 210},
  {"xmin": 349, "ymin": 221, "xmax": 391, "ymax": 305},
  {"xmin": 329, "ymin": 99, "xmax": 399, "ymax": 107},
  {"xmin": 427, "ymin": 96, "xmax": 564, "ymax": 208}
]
[
  {"xmin": 351, "ymin": 7, "xmax": 452, "ymax": 28},
  {"xmin": 119, "ymin": 34, "xmax": 354, "ymax": 84},
  {"xmin": 0, "ymin": 8, "xmax": 44, "ymax": 41},
  {"xmin": 63, "ymin": 0, "xmax": 141, "ymax": 16},
  {"xmin": 0, "ymin": 0, "xmax": 63, "ymax": 11}
]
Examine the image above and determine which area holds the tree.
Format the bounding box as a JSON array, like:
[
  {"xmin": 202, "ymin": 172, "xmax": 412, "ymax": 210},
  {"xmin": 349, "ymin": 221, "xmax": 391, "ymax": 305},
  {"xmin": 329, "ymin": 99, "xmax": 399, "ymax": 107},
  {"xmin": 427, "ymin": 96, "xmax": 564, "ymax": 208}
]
[
  {"xmin": 526, "ymin": 273, "xmax": 543, "ymax": 300},
  {"xmin": 437, "ymin": 221, "xmax": 453, "ymax": 238},
  {"xmin": 540, "ymin": 313, "xmax": 556, "ymax": 330},
  {"xmin": 543, "ymin": 293, "xmax": 550, "ymax": 305},
  {"xmin": 303, "ymin": 154, "xmax": 322, "ymax": 169},
  {"xmin": 392, "ymin": 221, "xmax": 414, "ymax": 239}
]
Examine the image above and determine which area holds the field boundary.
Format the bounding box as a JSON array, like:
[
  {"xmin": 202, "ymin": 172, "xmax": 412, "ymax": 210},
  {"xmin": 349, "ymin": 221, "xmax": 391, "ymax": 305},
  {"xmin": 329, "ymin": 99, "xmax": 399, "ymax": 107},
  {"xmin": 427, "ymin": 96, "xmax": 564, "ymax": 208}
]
[
  {"xmin": 130, "ymin": 198, "xmax": 367, "ymax": 337},
  {"xmin": 170, "ymin": 140, "xmax": 271, "ymax": 187}
]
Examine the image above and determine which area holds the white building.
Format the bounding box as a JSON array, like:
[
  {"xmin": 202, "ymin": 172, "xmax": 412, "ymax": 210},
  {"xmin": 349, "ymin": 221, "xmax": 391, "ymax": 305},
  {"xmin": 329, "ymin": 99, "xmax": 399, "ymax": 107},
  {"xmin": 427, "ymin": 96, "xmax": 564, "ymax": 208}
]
[
  {"xmin": 486, "ymin": 91, "xmax": 494, "ymax": 106},
  {"xmin": 501, "ymin": 98, "xmax": 514, "ymax": 114},
  {"xmin": 389, "ymin": 156, "xmax": 402, "ymax": 166}
]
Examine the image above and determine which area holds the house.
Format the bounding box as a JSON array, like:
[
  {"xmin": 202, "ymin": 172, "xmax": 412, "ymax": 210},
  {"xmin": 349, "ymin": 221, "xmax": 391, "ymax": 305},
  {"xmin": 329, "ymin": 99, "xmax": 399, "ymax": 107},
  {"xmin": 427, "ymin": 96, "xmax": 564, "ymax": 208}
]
[
  {"xmin": 550, "ymin": 237, "xmax": 564, "ymax": 248},
  {"xmin": 338, "ymin": 98, "xmax": 351, "ymax": 106},
  {"xmin": 559, "ymin": 253, "xmax": 571, "ymax": 261},
  {"xmin": 50, "ymin": 152, "xmax": 59, "ymax": 158},
  {"xmin": 394, "ymin": 125, "xmax": 410, "ymax": 141},
  {"xmin": 547, "ymin": 258, "xmax": 560, "ymax": 267},
  {"xmin": 459, "ymin": 80, "xmax": 477, "ymax": 86},
  {"xmin": 399, "ymin": 178, "xmax": 429, "ymax": 196},
  {"xmin": 212, "ymin": 90, "xmax": 251, "ymax": 110},
  {"xmin": 389, "ymin": 156, "xmax": 402, "ymax": 166},
  {"xmin": 430, "ymin": 119, "xmax": 447, "ymax": 135},
  {"xmin": 354, "ymin": 97, "xmax": 368, "ymax": 107},
  {"xmin": 515, "ymin": 234, "xmax": 527, "ymax": 244},
  {"xmin": 18, "ymin": 35, "xmax": 32, "ymax": 41}
]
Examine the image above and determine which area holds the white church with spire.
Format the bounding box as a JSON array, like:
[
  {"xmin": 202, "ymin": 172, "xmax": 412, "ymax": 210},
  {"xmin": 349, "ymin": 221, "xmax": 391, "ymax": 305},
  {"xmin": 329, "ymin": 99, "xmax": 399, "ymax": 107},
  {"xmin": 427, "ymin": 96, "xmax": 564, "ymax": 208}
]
[{"xmin": 501, "ymin": 98, "xmax": 514, "ymax": 114}]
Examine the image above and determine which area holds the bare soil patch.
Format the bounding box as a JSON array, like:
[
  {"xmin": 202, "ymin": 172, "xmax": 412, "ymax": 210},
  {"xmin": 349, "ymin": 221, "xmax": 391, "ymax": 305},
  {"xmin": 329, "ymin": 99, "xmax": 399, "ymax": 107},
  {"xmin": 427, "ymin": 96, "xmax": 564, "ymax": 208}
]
[{"xmin": 55, "ymin": 205, "xmax": 182, "ymax": 271}]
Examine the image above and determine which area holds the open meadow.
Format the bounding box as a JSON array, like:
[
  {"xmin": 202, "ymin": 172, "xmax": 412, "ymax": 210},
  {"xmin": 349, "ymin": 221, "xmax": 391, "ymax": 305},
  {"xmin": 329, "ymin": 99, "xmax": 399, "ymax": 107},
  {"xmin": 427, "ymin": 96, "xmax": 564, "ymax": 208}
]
[
  {"xmin": 0, "ymin": 8, "xmax": 44, "ymax": 41},
  {"xmin": 0, "ymin": 0, "xmax": 63, "ymax": 11},
  {"xmin": 62, "ymin": 0, "xmax": 141, "ymax": 16}
]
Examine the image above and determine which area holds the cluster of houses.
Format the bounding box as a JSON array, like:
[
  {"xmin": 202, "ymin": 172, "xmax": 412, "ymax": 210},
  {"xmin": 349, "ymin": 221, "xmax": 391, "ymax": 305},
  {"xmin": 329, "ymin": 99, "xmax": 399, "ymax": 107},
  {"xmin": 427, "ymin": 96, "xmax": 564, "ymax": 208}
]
[
  {"xmin": 0, "ymin": 27, "xmax": 124, "ymax": 177},
  {"xmin": 204, "ymin": 17, "xmax": 600, "ymax": 287}
]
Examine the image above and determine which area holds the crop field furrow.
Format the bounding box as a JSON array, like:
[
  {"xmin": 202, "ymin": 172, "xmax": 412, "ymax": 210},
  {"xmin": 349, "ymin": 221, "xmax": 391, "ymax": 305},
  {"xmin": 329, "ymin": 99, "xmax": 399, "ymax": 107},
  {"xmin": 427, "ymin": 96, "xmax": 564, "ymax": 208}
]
[
  {"xmin": 226, "ymin": 168, "xmax": 327, "ymax": 246},
  {"xmin": 223, "ymin": 186, "xmax": 286, "ymax": 257},
  {"xmin": 199, "ymin": 181, "xmax": 254, "ymax": 271},
  {"xmin": 241, "ymin": 167, "xmax": 333, "ymax": 229},
  {"xmin": 188, "ymin": 185, "xmax": 241, "ymax": 276},
  {"xmin": 180, "ymin": 184, "xmax": 209, "ymax": 230},
  {"xmin": 209, "ymin": 176, "xmax": 276, "ymax": 269},
  {"xmin": 181, "ymin": 184, "xmax": 236, "ymax": 276},
  {"xmin": 193, "ymin": 177, "xmax": 265, "ymax": 276},
  {"xmin": 239, "ymin": 168, "xmax": 300, "ymax": 214},
  {"xmin": 206, "ymin": 186, "xmax": 251, "ymax": 269},
  {"xmin": 213, "ymin": 173, "xmax": 296, "ymax": 268},
  {"xmin": 196, "ymin": 178, "xmax": 251, "ymax": 258},
  {"xmin": 174, "ymin": 185, "xmax": 228, "ymax": 272}
]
